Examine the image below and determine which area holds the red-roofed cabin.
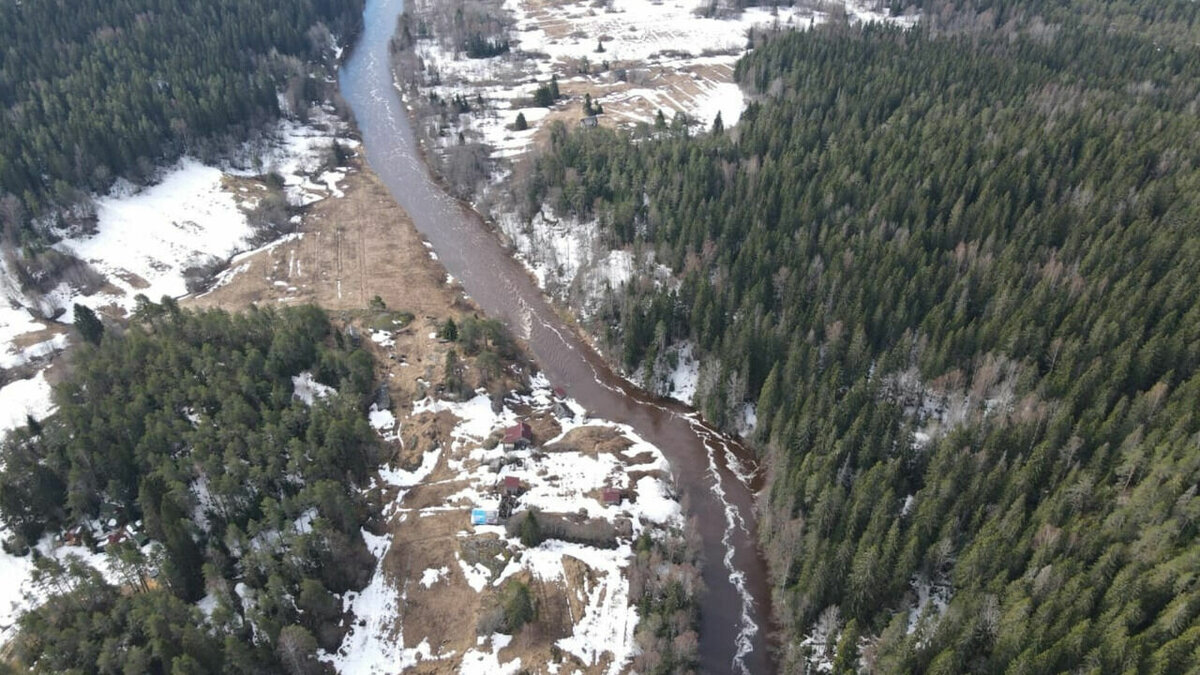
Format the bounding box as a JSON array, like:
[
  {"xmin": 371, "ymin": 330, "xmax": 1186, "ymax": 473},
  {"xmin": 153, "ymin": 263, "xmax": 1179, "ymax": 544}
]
[
  {"xmin": 503, "ymin": 422, "xmax": 533, "ymax": 451},
  {"xmin": 602, "ymin": 487, "xmax": 623, "ymax": 506},
  {"xmin": 504, "ymin": 475, "xmax": 522, "ymax": 495}
]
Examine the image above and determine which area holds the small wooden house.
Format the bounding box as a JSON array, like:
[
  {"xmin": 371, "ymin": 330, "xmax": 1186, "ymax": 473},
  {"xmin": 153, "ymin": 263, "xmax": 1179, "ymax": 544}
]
[
  {"xmin": 602, "ymin": 487, "xmax": 623, "ymax": 506},
  {"xmin": 503, "ymin": 422, "xmax": 533, "ymax": 451},
  {"xmin": 503, "ymin": 475, "xmax": 523, "ymax": 496}
]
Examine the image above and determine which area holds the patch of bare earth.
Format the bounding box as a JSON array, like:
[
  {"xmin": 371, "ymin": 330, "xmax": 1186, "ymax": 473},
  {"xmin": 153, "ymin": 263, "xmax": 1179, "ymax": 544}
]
[
  {"xmin": 186, "ymin": 153, "xmax": 479, "ymax": 414},
  {"xmin": 187, "ymin": 156, "xmax": 463, "ymax": 318},
  {"xmin": 378, "ymin": 440, "xmax": 584, "ymax": 671}
]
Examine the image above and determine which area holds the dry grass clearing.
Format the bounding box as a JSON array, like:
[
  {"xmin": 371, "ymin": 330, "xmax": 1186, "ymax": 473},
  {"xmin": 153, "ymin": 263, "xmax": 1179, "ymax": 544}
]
[{"xmin": 187, "ymin": 157, "xmax": 462, "ymax": 318}]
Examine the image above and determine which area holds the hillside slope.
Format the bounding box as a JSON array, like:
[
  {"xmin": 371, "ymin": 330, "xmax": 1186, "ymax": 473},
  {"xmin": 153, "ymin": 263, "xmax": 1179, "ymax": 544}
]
[
  {"xmin": 0, "ymin": 0, "xmax": 362, "ymax": 238},
  {"xmin": 518, "ymin": 22, "xmax": 1200, "ymax": 673}
]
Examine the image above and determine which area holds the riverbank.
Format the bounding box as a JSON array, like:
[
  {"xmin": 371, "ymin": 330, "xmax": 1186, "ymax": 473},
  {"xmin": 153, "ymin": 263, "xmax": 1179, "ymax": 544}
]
[
  {"xmin": 191, "ymin": 143, "xmax": 698, "ymax": 672},
  {"xmin": 0, "ymin": 67, "xmax": 698, "ymax": 672},
  {"xmin": 357, "ymin": 0, "xmax": 783, "ymax": 670},
  {"xmin": 391, "ymin": 0, "xmax": 916, "ymax": 402}
]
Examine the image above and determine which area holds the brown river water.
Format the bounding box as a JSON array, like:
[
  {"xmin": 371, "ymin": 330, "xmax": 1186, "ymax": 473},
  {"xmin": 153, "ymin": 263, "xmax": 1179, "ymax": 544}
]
[{"xmin": 339, "ymin": 2, "xmax": 777, "ymax": 671}]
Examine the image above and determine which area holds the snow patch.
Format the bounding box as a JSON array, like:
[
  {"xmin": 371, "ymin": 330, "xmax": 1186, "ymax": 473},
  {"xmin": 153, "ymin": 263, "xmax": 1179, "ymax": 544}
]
[
  {"xmin": 292, "ymin": 371, "xmax": 335, "ymax": 405},
  {"xmin": 0, "ymin": 333, "xmax": 69, "ymax": 371},
  {"xmin": 368, "ymin": 405, "xmax": 398, "ymax": 441},
  {"xmin": 420, "ymin": 566, "xmax": 449, "ymax": 588},
  {"xmin": 0, "ymin": 370, "xmax": 55, "ymax": 435},
  {"xmin": 457, "ymin": 553, "xmax": 493, "ymax": 593},
  {"xmin": 459, "ymin": 633, "xmax": 522, "ymax": 675}
]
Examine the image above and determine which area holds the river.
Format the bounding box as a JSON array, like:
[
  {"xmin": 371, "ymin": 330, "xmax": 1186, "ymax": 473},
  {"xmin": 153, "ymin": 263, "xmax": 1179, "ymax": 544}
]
[{"xmin": 339, "ymin": 1, "xmax": 776, "ymax": 672}]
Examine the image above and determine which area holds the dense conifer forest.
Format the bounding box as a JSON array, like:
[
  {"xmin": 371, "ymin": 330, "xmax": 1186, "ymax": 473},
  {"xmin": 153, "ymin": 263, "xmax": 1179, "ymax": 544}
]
[
  {"xmin": 519, "ymin": 14, "xmax": 1200, "ymax": 673},
  {"xmin": 0, "ymin": 301, "xmax": 379, "ymax": 673},
  {"xmin": 0, "ymin": 0, "xmax": 362, "ymax": 244},
  {"xmin": 901, "ymin": 0, "xmax": 1200, "ymax": 46}
]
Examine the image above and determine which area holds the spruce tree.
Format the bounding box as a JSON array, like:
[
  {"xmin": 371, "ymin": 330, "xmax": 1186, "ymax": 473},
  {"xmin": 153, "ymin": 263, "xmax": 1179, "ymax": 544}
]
[{"xmin": 73, "ymin": 303, "xmax": 104, "ymax": 345}]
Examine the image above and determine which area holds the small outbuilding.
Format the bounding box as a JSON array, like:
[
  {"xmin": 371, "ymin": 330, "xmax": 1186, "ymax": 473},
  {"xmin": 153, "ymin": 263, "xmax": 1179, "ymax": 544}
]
[
  {"xmin": 602, "ymin": 487, "xmax": 623, "ymax": 506},
  {"xmin": 504, "ymin": 475, "xmax": 523, "ymax": 496},
  {"xmin": 503, "ymin": 422, "xmax": 533, "ymax": 451}
]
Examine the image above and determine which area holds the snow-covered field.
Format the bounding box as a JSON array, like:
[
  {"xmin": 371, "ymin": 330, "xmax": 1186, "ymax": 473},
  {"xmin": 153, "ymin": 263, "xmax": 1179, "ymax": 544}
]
[
  {"xmin": 0, "ymin": 110, "xmax": 354, "ymax": 430},
  {"xmin": 326, "ymin": 372, "xmax": 684, "ymax": 673},
  {"xmin": 408, "ymin": 0, "xmax": 916, "ymax": 162}
]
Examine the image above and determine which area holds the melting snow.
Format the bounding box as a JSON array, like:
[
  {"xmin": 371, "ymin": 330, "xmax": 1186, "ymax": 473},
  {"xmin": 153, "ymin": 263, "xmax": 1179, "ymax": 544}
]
[
  {"xmin": 292, "ymin": 371, "xmax": 335, "ymax": 405},
  {"xmin": 368, "ymin": 405, "xmax": 398, "ymax": 441},
  {"xmin": 459, "ymin": 633, "xmax": 522, "ymax": 675},
  {"xmin": 0, "ymin": 333, "xmax": 69, "ymax": 371},
  {"xmin": 420, "ymin": 566, "xmax": 449, "ymax": 588},
  {"xmin": 457, "ymin": 554, "xmax": 493, "ymax": 593},
  {"xmin": 0, "ymin": 370, "xmax": 55, "ymax": 435},
  {"xmin": 324, "ymin": 530, "xmax": 418, "ymax": 672}
]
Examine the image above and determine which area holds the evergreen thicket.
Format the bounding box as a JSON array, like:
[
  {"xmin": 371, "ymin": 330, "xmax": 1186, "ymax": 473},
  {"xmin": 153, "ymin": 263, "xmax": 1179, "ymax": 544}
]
[
  {"xmin": 0, "ymin": 0, "xmax": 363, "ymax": 244},
  {"xmin": 0, "ymin": 301, "xmax": 379, "ymax": 672},
  {"xmin": 902, "ymin": 0, "xmax": 1200, "ymax": 46},
  {"xmin": 521, "ymin": 21, "xmax": 1200, "ymax": 672}
]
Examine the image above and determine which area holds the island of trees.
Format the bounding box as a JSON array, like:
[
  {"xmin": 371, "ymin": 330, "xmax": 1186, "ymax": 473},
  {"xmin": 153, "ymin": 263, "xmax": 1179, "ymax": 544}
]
[{"xmin": 0, "ymin": 301, "xmax": 380, "ymax": 673}]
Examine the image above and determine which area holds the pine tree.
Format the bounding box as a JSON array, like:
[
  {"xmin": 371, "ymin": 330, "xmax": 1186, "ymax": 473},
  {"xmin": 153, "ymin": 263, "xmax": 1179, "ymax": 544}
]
[
  {"xmin": 832, "ymin": 619, "xmax": 860, "ymax": 674},
  {"xmin": 503, "ymin": 581, "xmax": 535, "ymax": 631},
  {"xmin": 519, "ymin": 511, "xmax": 542, "ymax": 546},
  {"xmin": 73, "ymin": 303, "xmax": 104, "ymax": 345}
]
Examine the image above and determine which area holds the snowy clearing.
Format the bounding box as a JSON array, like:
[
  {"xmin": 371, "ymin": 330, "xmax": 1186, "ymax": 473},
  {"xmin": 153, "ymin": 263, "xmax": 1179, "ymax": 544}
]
[
  {"xmin": 0, "ymin": 370, "xmax": 55, "ymax": 435},
  {"xmin": 408, "ymin": 0, "xmax": 916, "ymax": 163},
  {"xmin": 328, "ymin": 371, "xmax": 684, "ymax": 673}
]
